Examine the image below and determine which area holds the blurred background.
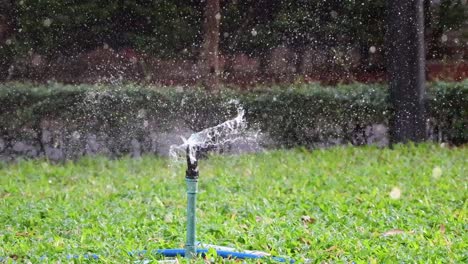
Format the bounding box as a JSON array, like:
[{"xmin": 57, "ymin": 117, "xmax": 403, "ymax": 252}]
[{"xmin": 0, "ymin": 0, "xmax": 467, "ymax": 86}]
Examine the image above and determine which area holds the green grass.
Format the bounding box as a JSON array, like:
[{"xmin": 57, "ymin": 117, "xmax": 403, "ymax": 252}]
[{"xmin": 0, "ymin": 144, "xmax": 466, "ymax": 263}]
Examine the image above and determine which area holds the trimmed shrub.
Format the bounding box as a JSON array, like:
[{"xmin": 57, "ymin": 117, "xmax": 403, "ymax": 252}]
[
  {"xmin": 426, "ymin": 81, "xmax": 467, "ymax": 145},
  {"xmin": 0, "ymin": 81, "xmax": 466, "ymax": 159}
]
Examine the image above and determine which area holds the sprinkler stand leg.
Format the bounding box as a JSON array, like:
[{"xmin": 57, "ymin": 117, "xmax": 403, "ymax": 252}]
[{"xmin": 185, "ymin": 178, "xmax": 198, "ymax": 260}]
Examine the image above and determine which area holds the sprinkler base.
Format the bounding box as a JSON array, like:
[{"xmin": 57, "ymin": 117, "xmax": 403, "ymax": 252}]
[{"xmin": 130, "ymin": 243, "xmax": 294, "ymax": 263}]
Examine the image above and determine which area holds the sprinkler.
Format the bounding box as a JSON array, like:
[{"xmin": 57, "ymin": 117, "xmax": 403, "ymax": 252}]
[
  {"xmin": 184, "ymin": 146, "xmax": 199, "ymax": 260},
  {"xmin": 159, "ymin": 145, "xmax": 294, "ymax": 263},
  {"xmin": 128, "ymin": 140, "xmax": 294, "ymax": 262}
]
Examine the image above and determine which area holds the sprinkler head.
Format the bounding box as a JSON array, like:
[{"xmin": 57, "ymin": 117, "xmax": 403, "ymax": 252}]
[{"xmin": 186, "ymin": 146, "xmax": 199, "ymax": 179}]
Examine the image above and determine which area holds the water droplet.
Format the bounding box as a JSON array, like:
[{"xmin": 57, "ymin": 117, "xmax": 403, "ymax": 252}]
[
  {"xmin": 72, "ymin": 131, "xmax": 81, "ymax": 140},
  {"xmin": 441, "ymin": 34, "xmax": 448, "ymax": 43},
  {"xmin": 43, "ymin": 18, "xmax": 52, "ymax": 27},
  {"xmin": 251, "ymin": 29, "xmax": 258, "ymax": 37},
  {"xmin": 432, "ymin": 166, "xmax": 442, "ymax": 179},
  {"xmin": 389, "ymin": 187, "xmax": 401, "ymax": 199}
]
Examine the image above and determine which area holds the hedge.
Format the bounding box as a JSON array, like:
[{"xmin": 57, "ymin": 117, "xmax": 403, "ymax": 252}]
[{"xmin": 0, "ymin": 81, "xmax": 466, "ymax": 159}]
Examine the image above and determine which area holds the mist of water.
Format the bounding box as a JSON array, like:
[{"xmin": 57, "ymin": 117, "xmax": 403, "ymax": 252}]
[{"xmin": 169, "ymin": 101, "xmax": 259, "ymax": 163}]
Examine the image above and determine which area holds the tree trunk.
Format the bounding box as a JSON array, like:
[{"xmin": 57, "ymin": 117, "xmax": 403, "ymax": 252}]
[
  {"xmin": 201, "ymin": 0, "xmax": 221, "ymax": 91},
  {"xmin": 386, "ymin": 0, "xmax": 427, "ymax": 145}
]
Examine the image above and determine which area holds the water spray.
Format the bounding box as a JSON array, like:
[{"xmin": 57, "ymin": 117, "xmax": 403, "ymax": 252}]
[{"xmin": 169, "ymin": 102, "xmax": 250, "ymax": 163}]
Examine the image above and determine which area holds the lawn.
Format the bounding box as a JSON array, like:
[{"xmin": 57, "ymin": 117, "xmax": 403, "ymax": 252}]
[{"xmin": 0, "ymin": 144, "xmax": 466, "ymax": 263}]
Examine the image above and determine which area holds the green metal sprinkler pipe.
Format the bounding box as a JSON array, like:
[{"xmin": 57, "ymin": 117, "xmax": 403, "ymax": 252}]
[{"xmin": 185, "ymin": 148, "xmax": 199, "ymax": 260}]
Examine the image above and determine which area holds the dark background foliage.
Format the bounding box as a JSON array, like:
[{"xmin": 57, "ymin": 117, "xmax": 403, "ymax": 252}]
[{"xmin": 1, "ymin": 0, "xmax": 466, "ymax": 60}]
